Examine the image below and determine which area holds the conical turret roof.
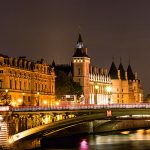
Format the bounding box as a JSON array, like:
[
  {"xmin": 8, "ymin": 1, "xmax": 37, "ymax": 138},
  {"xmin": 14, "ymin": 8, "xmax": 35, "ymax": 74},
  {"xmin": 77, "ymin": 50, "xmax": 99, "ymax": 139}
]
[
  {"xmin": 109, "ymin": 61, "xmax": 118, "ymax": 79},
  {"xmin": 73, "ymin": 34, "xmax": 89, "ymax": 57},
  {"xmin": 118, "ymin": 63, "xmax": 126, "ymax": 80},
  {"xmin": 127, "ymin": 64, "xmax": 135, "ymax": 80},
  {"xmin": 77, "ymin": 33, "xmax": 83, "ymax": 43}
]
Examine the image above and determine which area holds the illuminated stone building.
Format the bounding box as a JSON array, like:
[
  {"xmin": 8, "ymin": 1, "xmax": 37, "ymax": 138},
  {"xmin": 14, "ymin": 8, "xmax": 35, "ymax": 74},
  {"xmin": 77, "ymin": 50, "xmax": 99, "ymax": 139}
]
[
  {"xmin": 54, "ymin": 34, "xmax": 144, "ymax": 104},
  {"xmin": 109, "ymin": 60, "xmax": 143, "ymax": 103},
  {"xmin": 0, "ymin": 54, "xmax": 55, "ymax": 106},
  {"xmin": 73, "ymin": 34, "xmax": 143, "ymax": 104}
]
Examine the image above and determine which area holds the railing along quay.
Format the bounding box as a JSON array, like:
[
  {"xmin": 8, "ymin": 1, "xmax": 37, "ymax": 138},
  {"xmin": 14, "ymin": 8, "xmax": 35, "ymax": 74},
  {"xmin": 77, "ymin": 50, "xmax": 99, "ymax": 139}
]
[{"xmin": 0, "ymin": 103, "xmax": 149, "ymax": 112}]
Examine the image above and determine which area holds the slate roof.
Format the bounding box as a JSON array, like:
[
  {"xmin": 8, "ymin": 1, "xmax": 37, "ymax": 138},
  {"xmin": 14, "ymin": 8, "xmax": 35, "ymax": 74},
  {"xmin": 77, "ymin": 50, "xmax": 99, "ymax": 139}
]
[
  {"xmin": 109, "ymin": 61, "xmax": 118, "ymax": 79},
  {"xmin": 118, "ymin": 63, "xmax": 126, "ymax": 80},
  {"xmin": 127, "ymin": 64, "xmax": 135, "ymax": 80}
]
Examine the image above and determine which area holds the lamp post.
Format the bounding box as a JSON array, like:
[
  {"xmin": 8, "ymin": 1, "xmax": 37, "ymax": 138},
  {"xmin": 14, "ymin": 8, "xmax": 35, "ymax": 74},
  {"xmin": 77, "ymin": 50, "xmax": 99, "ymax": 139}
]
[
  {"xmin": 37, "ymin": 92, "xmax": 39, "ymax": 106},
  {"xmin": 106, "ymin": 86, "xmax": 112, "ymax": 104},
  {"xmin": 5, "ymin": 89, "xmax": 9, "ymax": 106},
  {"xmin": 95, "ymin": 85, "xmax": 99, "ymax": 104}
]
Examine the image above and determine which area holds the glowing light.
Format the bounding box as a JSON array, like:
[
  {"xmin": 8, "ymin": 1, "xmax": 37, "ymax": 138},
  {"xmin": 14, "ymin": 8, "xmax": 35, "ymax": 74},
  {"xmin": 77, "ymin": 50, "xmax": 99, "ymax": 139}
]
[
  {"xmin": 37, "ymin": 92, "xmax": 39, "ymax": 95},
  {"xmin": 95, "ymin": 85, "xmax": 99, "ymax": 90},
  {"xmin": 80, "ymin": 139, "xmax": 88, "ymax": 150},
  {"xmin": 5, "ymin": 89, "xmax": 8, "ymax": 93},
  {"xmin": 43, "ymin": 100, "xmax": 47, "ymax": 105},
  {"xmin": 11, "ymin": 101, "xmax": 16, "ymax": 106},
  {"xmin": 8, "ymin": 137, "xmax": 14, "ymax": 144},
  {"xmin": 18, "ymin": 98, "xmax": 22, "ymax": 103},
  {"xmin": 121, "ymin": 131, "xmax": 130, "ymax": 134},
  {"xmin": 22, "ymin": 93, "xmax": 24, "ymax": 95},
  {"xmin": 0, "ymin": 116, "xmax": 3, "ymax": 121},
  {"xmin": 42, "ymin": 115, "xmax": 50, "ymax": 124},
  {"xmin": 106, "ymin": 86, "xmax": 112, "ymax": 93},
  {"xmin": 137, "ymin": 129, "xmax": 144, "ymax": 134},
  {"xmin": 0, "ymin": 106, "xmax": 9, "ymax": 111},
  {"xmin": 56, "ymin": 102, "xmax": 59, "ymax": 106}
]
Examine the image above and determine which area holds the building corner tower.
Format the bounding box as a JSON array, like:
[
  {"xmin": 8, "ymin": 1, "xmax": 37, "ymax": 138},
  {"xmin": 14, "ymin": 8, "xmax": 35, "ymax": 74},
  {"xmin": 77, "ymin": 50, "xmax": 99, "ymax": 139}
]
[{"xmin": 72, "ymin": 34, "xmax": 90, "ymax": 104}]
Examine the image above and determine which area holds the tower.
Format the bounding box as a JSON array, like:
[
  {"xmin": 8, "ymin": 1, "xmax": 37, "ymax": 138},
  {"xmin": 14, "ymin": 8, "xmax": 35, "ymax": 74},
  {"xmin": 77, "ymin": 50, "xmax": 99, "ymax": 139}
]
[{"xmin": 72, "ymin": 34, "xmax": 90, "ymax": 104}]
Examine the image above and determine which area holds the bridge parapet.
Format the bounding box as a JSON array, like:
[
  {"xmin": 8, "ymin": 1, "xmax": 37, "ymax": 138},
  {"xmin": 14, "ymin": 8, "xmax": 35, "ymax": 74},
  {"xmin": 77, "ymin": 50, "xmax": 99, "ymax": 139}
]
[{"xmin": 0, "ymin": 104, "xmax": 150, "ymax": 148}]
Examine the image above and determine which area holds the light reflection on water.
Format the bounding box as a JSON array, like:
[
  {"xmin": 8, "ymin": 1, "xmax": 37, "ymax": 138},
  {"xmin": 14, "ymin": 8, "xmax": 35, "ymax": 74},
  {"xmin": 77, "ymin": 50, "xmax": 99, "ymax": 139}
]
[{"xmin": 36, "ymin": 129, "xmax": 150, "ymax": 150}]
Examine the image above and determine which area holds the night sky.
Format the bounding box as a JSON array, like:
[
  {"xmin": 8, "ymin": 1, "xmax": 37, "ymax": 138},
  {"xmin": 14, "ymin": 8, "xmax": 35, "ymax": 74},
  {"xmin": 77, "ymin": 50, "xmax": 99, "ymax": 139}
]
[{"xmin": 0, "ymin": 0, "xmax": 150, "ymax": 96}]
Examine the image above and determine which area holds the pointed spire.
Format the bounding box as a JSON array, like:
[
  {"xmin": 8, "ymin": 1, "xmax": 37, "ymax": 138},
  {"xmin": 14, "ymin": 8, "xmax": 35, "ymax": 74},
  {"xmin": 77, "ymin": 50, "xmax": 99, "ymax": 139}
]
[
  {"xmin": 52, "ymin": 60, "xmax": 55, "ymax": 67},
  {"xmin": 77, "ymin": 33, "xmax": 83, "ymax": 43},
  {"xmin": 118, "ymin": 62, "xmax": 126, "ymax": 80},
  {"xmin": 109, "ymin": 61, "xmax": 118, "ymax": 79},
  {"xmin": 73, "ymin": 33, "xmax": 89, "ymax": 57},
  {"xmin": 76, "ymin": 33, "xmax": 83, "ymax": 49},
  {"xmin": 127, "ymin": 64, "xmax": 135, "ymax": 80}
]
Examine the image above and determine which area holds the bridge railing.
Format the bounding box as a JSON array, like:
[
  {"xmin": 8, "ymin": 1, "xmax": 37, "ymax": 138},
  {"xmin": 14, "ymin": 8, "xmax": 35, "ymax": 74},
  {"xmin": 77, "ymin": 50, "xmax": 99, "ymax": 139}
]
[{"xmin": 0, "ymin": 104, "xmax": 150, "ymax": 112}]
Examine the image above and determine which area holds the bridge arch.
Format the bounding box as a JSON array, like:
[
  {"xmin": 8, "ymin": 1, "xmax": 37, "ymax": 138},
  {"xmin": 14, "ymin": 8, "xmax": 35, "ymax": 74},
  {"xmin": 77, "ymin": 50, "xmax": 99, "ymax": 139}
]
[{"xmin": 9, "ymin": 109, "xmax": 150, "ymax": 144}]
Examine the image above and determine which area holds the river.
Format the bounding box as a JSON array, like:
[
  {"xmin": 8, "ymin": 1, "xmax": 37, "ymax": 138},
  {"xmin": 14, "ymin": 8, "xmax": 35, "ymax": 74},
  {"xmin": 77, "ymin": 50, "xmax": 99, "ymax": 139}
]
[{"xmin": 34, "ymin": 129, "xmax": 150, "ymax": 150}]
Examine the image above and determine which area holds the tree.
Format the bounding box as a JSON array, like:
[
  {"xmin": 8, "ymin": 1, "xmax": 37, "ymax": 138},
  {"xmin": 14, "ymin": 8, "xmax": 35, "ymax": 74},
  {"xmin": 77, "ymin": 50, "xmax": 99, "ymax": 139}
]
[{"xmin": 55, "ymin": 71, "xmax": 83, "ymax": 100}]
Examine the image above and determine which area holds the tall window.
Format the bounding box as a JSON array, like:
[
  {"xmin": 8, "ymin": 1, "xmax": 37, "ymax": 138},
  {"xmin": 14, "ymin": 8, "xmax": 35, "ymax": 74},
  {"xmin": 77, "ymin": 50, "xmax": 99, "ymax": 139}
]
[
  {"xmin": 38, "ymin": 84, "xmax": 40, "ymax": 91},
  {"xmin": 0, "ymin": 80, "xmax": 2, "ymax": 89},
  {"xmin": 24, "ymin": 81, "xmax": 26, "ymax": 90},
  {"xmin": 78, "ymin": 68, "xmax": 81, "ymax": 75},
  {"xmin": 52, "ymin": 85, "xmax": 53, "ymax": 93},
  {"xmin": 10, "ymin": 80, "xmax": 12, "ymax": 89},
  {"xmin": 20, "ymin": 81, "xmax": 21, "ymax": 90},
  {"xmin": 15, "ymin": 80, "xmax": 17, "ymax": 89},
  {"xmin": 28, "ymin": 82, "xmax": 30, "ymax": 90},
  {"xmin": 35, "ymin": 83, "xmax": 37, "ymax": 91}
]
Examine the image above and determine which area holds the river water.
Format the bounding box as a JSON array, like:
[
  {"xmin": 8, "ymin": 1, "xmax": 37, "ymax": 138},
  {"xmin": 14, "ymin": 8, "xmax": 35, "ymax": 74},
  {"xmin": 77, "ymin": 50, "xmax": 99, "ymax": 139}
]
[{"xmin": 35, "ymin": 129, "xmax": 150, "ymax": 150}]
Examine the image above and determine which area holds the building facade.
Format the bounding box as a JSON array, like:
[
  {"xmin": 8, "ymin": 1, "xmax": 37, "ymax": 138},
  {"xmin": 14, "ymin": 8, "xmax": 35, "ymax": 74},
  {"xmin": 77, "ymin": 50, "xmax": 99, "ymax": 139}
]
[
  {"xmin": 72, "ymin": 34, "xmax": 143, "ymax": 104},
  {"xmin": 0, "ymin": 54, "xmax": 55, "ymax": 106}
]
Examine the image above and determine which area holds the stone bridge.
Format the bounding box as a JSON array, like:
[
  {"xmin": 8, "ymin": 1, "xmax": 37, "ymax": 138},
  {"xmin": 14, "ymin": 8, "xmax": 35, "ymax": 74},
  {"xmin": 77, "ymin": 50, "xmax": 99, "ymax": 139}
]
[{"xmin": 0, "ymin": 104, "xmax": 150, "ymax": 149}]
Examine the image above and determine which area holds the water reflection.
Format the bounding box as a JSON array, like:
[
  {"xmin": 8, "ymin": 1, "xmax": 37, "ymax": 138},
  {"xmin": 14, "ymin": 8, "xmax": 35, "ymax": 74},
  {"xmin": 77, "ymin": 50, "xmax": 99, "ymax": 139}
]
[
  {"xmin": 38, "ymin": 129, "xmax": 150, "ymax": 150},
  {"xmin": 80, "ymin": 139, "xmax": 88, "ymax": 150}
]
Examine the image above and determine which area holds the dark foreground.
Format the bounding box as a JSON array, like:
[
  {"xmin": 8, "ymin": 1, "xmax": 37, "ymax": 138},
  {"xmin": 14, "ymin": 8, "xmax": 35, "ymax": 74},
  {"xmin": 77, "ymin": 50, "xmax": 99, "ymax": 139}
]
[{"xmin": 32, "ymin": 129, "xmax": 150, "ymax": 150}]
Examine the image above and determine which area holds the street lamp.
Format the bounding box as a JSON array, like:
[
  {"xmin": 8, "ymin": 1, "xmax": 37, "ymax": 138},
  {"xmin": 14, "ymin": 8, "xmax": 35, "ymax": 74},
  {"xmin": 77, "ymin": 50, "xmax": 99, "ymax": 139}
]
[
  {"xmin": 95, "ymin": 84, "xmax": 99, "ymax": 104},
  {"xmin": 37, "ymin": 92, "xmax": 40, "ymax": 106},
  {"xmin": 5, "ymin": 89, "xmax": 9, "ymax": 106},
  {"xmin": 106, "ymin": 86, "xmax": 112, "ymax": 104}
]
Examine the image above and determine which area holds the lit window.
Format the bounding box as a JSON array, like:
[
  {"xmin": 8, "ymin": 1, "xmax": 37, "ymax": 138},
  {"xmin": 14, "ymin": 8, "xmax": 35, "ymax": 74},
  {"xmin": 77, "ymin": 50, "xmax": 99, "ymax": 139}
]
[{"xmin": 20, "ymin": 81, "xmax": 21, "ymax": 90}]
